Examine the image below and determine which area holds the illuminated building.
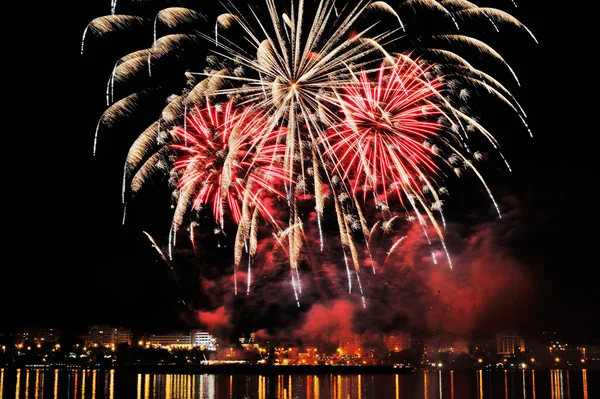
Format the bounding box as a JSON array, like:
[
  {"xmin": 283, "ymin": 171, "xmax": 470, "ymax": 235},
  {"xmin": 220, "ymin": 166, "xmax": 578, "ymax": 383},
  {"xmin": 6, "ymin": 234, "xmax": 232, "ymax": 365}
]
[
  {"xmin": 147, "ymin": 333, "xmax": 192, "ymax": 349},
  {"xmin": 383, "ymin": 331, "xmax": 410, "ymax": 352},
  {"xmin": 191, "ymin": 330, "xmax": 217, "ymax": 351},
  {"xmin": 496, "ymin": 333, "xmax": 525, "ymax": 355},
  {"xmin": 239, "ymin": 333, "xmax": 260, "ymax": 350},
  {"xmin": 144, "ymin": 330, "xmax": 217, "ymax": 350},
  {"xmin": 338, "ymin": 332, "xmax": 363, "ymax": 356},
  {"xmin": 14, "ymin": 328, "xmax": 60, "ymax": 344},
  {"xmin": 83, "ymin": 326, "xmax": 132, "ymax": 347}
]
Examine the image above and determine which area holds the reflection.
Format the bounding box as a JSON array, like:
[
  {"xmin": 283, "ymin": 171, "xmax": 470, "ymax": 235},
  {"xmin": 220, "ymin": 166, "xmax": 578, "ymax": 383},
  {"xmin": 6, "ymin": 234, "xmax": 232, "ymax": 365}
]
[
  {"xmin": 15, "ymin": 369, "xmax": 21, "ymax": 399},
  {"xmin": 358, "ymin": 375, "xmax": 362, "ymax": 399},
  {"xmin": 166, "ymin": 374, "xmax": 172, "ymax": 399},
  {"xmin": 73, "ymin": 370, "xmax": 78, "ymax": 399},
  {"xmin": 199, "ymin": 374, "xmax": 203, "ymax": 398},
  {"xmin": 109, "ymin": 370, "xmax": 115, "ymax": 399},
  {"xmin": 532, "ymin": 370, "xmax": 536, "ymax": 399},
  {"xmin": 24, "ymin": 370, "xmax": 29, "ymax": 399},
  {"xmin": 34, "ymin": 370, "xmax": 42, "ymax": 399},
  {"xmin": 305, "ymin": 376, "xmax": 310, "ymax": 399},
  {"xmin": 559, "ymin": 370, "xmax": 564, "ymax": 399},
  {"xmin": 53, "ymin": 370, "xmax": 58, "ymax": 399},
  {"xmin": 92, "ymin": 369, "xmax": 98, "ymax": 399},
  {"xmin": 551, "ymin": 369, "xmax": 566, "ymax": 399},
  {"xmin": 258, "ymin": 375, "xmax": 266, "ymax": 399},
  {"xmin": 82, "ymin": 370, "xmax": 87, "ymax": 399},
  {"xmin": 582, "ymin": 369, "xmax": 588, "ymax": 399},
  {"xmin": 0, "ymin": 368, "xmax": 594, "ymax": 399}
]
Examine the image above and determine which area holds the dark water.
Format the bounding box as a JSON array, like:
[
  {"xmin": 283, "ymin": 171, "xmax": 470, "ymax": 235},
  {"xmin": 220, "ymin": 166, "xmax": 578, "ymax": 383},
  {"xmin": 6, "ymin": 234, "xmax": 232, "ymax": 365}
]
[{"xmin": 1, "ymin": 368, "xmax": 597, "ymax": 399}]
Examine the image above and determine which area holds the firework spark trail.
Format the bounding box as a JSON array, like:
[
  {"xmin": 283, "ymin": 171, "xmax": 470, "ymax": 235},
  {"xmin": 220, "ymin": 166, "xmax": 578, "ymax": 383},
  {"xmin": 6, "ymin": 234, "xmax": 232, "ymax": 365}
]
[
  {"xmin": 142, "ymin": 230, "xmax": 189, "ymax": 304},
  {"xmin": 81, "ymin": 15, "xmax": 147, "ymax": 56},
  {"xmin": 355, "ymin": 270, "xmax": 367, "ymax": 308},
  {"xmin": 384, "ymin": 235, "xmax": 407, "ymax": 265}
]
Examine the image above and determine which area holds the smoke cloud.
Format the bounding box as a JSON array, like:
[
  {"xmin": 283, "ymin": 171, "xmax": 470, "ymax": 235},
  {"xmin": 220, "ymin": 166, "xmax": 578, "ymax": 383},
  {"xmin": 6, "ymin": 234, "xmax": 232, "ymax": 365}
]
[{"xmin": 169, "ymin": 201, "xmax": 538, "ymax": 345}]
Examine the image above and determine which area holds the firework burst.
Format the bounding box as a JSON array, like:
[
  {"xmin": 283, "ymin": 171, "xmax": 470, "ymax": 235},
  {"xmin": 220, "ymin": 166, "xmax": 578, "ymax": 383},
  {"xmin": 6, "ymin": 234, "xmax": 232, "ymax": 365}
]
[
  {"xmin": 82, "ymin": 0, "xmax": 537, "ymax": 304},
  {"xmin": 169, "ymin": 101, "xmax": 288, "ymax": 293},
  {"xmin": 325, "ymin": 55, "xmax": 504, "ymax": 268},
  {"xmin": 169, "ymin": 101, "xmax": 286, "ymax": 231}
]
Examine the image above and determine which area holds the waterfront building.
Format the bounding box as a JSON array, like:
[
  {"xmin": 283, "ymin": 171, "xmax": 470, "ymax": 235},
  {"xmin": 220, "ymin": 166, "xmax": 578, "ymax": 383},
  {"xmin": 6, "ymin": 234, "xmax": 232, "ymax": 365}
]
[
  {"xmin": 383, "ymin": 331, "xmax": 411, "ymax": 352},
  {"xmin": 496, "ymin": 333, "xmax": 525, "ymax": 355},
  {"xmin": 147, "ymin": 333, "xmax": 192, "ymax": 349},
  {"xmin": 191, "ymin": 330, "xmax": 217, "ymax": 351},
  {"xmin": 14, "ymin": 327, "xmax": 60, "ymax": 344},
  {"xmin": 83, "ymin": 326, "xmax": 132, "ymax": 347},
  {"xmin": 338, "ymin": 332, "xmax": 363, "ymax": 356}
]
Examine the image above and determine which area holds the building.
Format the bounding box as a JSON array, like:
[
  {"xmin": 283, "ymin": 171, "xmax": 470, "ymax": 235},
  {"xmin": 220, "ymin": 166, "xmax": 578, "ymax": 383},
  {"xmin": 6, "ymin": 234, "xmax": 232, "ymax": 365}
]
[
  {"xmin": 239, "ymin": 333, "xmax": 260, "ymax": 350},
  {"xmin": 192, "ymin": 330, "xmax": 217, "ymax": 351},
  {"xmin": 496, "ymin": 333, "xmax": 525, "ymax": 355},
  {"xmin": 14, "ymin": 328, "xmax": 60, "ymax": 344},
  {"xmin": 83, "ymin": 326, "xmax": 132, "ymax": 347},
  {"xmin": 147, "ymin": 333, "xmax": 193, "ymax": 349},
  {"xmin": 383, "ymin": 331, "xmax": 410, "ymax": 352},
  {"xmin": 144, "ymin": 330, "xmax": 217, "ymax": 350},
  {"xmin": 338, "ymin": 332, "xmax": 363, "ymax": 356}
]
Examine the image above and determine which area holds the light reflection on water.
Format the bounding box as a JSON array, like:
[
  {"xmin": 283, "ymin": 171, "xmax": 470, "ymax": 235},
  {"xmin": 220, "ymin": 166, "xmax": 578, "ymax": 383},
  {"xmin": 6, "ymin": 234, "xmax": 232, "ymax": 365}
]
[{"xmin": 0, "ymin": 368, "xmax": 596, "ymax": 399}]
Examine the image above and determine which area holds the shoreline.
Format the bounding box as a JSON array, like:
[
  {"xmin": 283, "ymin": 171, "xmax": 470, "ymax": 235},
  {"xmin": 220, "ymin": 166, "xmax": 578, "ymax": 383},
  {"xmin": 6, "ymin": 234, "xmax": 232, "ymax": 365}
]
[
  {"xmin": 2, "ymin": 363, "xmax": 596, "ymax": 374},
  {"xmin": 1, "ymin": 363, "xmax": 417, "ymax": 375}
]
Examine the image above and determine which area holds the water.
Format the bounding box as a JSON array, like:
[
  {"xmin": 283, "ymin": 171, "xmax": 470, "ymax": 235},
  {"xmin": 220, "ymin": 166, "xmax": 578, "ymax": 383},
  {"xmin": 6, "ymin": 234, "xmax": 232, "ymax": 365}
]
[{"xmin": 0, "ymin": 368, "xmax": 597, "ymax": 399}]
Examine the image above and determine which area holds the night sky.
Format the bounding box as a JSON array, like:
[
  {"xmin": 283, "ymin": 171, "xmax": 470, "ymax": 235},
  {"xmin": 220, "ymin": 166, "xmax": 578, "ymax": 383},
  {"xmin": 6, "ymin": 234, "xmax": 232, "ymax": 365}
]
[{"xmin": 4, "ymin": 1, "xmax": 597, "ymax": 344}]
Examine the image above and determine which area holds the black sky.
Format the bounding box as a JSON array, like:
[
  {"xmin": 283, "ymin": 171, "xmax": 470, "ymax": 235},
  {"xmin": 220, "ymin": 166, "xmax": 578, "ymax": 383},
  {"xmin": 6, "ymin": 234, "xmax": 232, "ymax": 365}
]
[{"xmin": 3, "ymin": 1, "xmax": 597, "ymax": 343}]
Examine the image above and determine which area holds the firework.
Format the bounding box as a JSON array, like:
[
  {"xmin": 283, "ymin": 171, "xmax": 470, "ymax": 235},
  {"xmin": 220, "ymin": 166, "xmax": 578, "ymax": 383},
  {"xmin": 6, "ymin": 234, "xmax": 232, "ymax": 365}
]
[
  {"xmin": 83, "ymin": 0, "xmax": 537, "ymax": 302},
  {"xmin": 169, "ymin": 100, "xmax": 288, "ymax": 293},
  {"xmin": 169, "ymin": 101, "xmax": 286, "ymax": 231}
]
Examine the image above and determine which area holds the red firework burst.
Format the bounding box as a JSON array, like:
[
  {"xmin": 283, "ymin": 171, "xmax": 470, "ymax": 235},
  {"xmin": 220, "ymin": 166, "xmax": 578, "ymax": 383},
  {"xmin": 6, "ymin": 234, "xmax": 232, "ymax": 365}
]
[
  {"xmin": 171, "ymin": 101, "xmax": 287, "ymax": 228},
  {"xmin": 326, "ymin": 56, "xmax": 446, "ymax": 208}
]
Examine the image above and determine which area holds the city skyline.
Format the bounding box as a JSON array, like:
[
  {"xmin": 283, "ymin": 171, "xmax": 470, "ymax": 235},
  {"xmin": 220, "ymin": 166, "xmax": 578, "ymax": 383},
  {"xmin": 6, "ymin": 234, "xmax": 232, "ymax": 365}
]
[{"xmin": 3, "ymin": 0, "xmax": 597, "ymax": 348}]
